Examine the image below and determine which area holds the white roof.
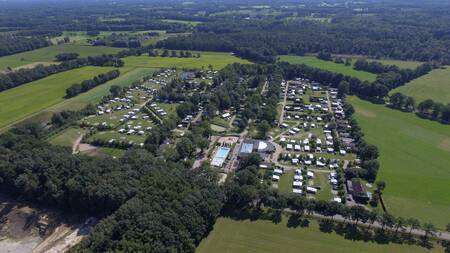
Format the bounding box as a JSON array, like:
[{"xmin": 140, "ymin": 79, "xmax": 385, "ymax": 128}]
[
  {"xmin": 293, "ymin": 181, "xmax": 303, "ymax": 187},
  {"xmin": 293, "ymin": 189, "xmax": 303, "ymax": 194},
  {"xmin": 272, "ymin": 175, "xmax": 280, "ymax": 181},
  {"xmin": 306, "ymin": 187, "xmax": 318, "ymax": 193}
]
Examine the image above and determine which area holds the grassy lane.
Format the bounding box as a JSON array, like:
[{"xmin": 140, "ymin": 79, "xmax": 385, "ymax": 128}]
[
  {"xmin": 391, "ymin": 66, "xmax": 450, "ymax": 104},
  {"xmin": 348, "ymin": 96, "xmax": 450, "ymax": 228},
  {"xmin": 279, "ymin": 55, "xmax": 377, "ymax": 82},
  {"xmin": 196, "ymin": 218, "xmax": 442, "ymax": 253},
  {"xmin": 0, "ymin": 66, "xmax": 117, "ymax": 130}
]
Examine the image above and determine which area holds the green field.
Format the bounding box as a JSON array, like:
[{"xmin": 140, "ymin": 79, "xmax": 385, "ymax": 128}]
[
  {"xmin": 0, "ymin": 44, "xmax": 122, "ymax": 70},
  {"xmin": 365, "ymin": 59, "xmax": 422, "ymax": 69},
  {"xmin": 49, "ymin": 127, "xmax": 86, "ymax": 147},
  {"xmin": 0, "ymin": 66, "xmax": 117, "ymax": 130},
  {"xmin": 391, "ymin": 66, "xmax": 450, "ymax": 104},
  {"xmin": 161, "ymin": 19, "xmax": 203, "ymax": 26},
  {"xmin": 5, "ymin": 67, "xmax": 153, "ymax": 130},
  {"xmin": 124, "ymin": 52, "xmax": 251, "ymax": 70},
  {"xmin": 196, "ymin": 218, "xmax": 441, "ymax": 253},
  {"xmin": 349, "ymin": 96, "xmax": 450, "ymax": 228},
  {"xmin": 279, "ymin": 55, "xmax": 377, "ymax": 82}
]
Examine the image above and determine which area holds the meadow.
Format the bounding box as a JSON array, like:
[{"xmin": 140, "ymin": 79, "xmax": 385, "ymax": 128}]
[
  {"xmin": 0, "ymin": 66, "xmax": 117, "ymax": 130},
  {"xmin": 49, "ymin": 127, "xmax": 86, "ymax": 148},
  {"xmin": 348, "ymin": 96, "xmax": 450, "ymax": 228},
  {"xmin": 279, "ymin": 55, "xmax": 377, "ymax": 82},
  {"xmin": 124, "ymin": 52, "xmax": 251, "ymax": 70},
  {"xmin": 161, "ymin": 19, "xmax": 203, "ymax": 26},
  {"xmin": 391, "ymin": 66, "xmax": 450, "ymax": 104},
  {"xmin": 196, "ymin": 218, "xmax": 441, "ymax": 253},
  {"xmin": 0, "ymin": 44, "xmax": 122, "ymax": 70}
]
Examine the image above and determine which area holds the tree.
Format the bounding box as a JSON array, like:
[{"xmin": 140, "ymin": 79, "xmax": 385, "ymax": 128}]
[
  {"xmin": 176, "ymin": 137, "xmax": 195, "ymax": 158},
  {"xmin": 423, "ymin": 222, "xmax": 437, "ymax": 241},
  {"xmin": 257, "ymin": 120, "xmax": 271, "ymax": 139},
  {"xmin": 109, "ymin": 85, "xmax": 122, "ymax": 97},
  {"xmin": 406, "ymin": 217, "xmax": 421, "ymax": 237},
  {"xmin": 338, "ymin": 81, "xmax": 350, "ymax": 97}
]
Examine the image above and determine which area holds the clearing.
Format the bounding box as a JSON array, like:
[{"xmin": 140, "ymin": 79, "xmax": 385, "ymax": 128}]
[
  {"xmin": 348, "ymin": 96, "xmax": 450, "ymax": 229},
  {"xmin": 196, "ymin": 217, "xmax": 441, "ymax": 253},
  {"xmin": 279, "ymin": 55, "xmax": 377, "ymax": 82},
  {"xmin": 390, "ymin": 66, "xmax": 450, "ymax": 104},
  {"xmin": 0, "ymin": 66, "xmax": 118, "ymax": 130},
  {"xmin": 124, "ymin": 51, "xmax": 251, "ymax": 70},
  {"xmin": 0, "ymin": 44, "xmax": 122, "ymax": 70}
]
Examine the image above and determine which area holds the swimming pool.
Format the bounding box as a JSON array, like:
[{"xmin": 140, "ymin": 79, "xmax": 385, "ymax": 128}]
[{"xmin": 211, "ymin": 147, "xmax": 231, "ymax": 167}]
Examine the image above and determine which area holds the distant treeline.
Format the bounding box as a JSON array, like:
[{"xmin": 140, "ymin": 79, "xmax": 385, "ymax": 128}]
[
  {"xmin": 278, "ymin": 61, "xmax": 436, "ymax": 101},
  {"xmin": 0, "ymin": 55, "xmax": 124, "ymax": 92},
  {"xmin": 65, "ymin": 70, "xmax": 120, "ymax": 98},
  {"xmin": 0, "ymin": 35, "xmax": 51, "ymax": 57}
]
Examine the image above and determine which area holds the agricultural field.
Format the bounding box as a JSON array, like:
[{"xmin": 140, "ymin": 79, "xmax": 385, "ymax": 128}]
[
  {"xmin": 348, "ymin": 96, "xmax": 450, "ymax": 229},
  {"xmin": 196, "ymin": 218, "xmax": 441, "ymax": 253},
  {"xmin": 0, "ymin": 44, "xmax": 122, "ymax": 70},
  {"xmin": 279, "ymin": 55, "xmax": 377, "ymax": 82},
  {"xmin": 390, "ymin": 66, "xmax": 450, "ymax": 104},
  {"xmin": 124, "ymin": 52, "xmax": 251, "ymax": 70},
  {"xmin": 0, "ymin": 66, "xmax": 118, "ymax": 130},
  {"xmin": 161, "ymin": 19, "xmax": 203, "ymax": 26}
]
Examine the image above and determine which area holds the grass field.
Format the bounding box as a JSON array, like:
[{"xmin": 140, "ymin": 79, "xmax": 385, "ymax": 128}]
[
  {"xmin": 196, "ymin": 218, "xmax": 441, "ymax": 253},
  {"xmin": 0, "ymin": 66, "xmax": 117, "ymax": 130},
  {"xmin": 0, "ymin": 44, "xmax": 122, "ymax": 70},
  {"xmin": 161, "ymin": 19, "xmax": 203, "ymax": 26},
  {"xmin": 279, "ymin": 55, "xmax": 377, "ymax": 82},
  {"xmin": 124, "ymin": 52, "xmax": 251, "ymax": 70},
  {"xmin": 348, "ymin": 96, "xmax": 450, "ymax": 228},
  {"xmin": 390, "ymin": 66, "xmax": 450, "ymax": 104},
  {"xmin": 4, "ymin": 67, "xmax": 153, "ymax": 131},
  {"xmin": 49, "ymin": 127, "xmax": 86, "ymax": 147}
]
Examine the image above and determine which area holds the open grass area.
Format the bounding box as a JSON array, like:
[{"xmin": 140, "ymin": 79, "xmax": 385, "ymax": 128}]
[
  {"xmin": 348, "ymin": 96, "xmax": 450, "ymax": 228},
  {"xmin": 196, "ymin": 218, "xmax": 441, "ymax": 253},
  {"xmin": 315, "ymin": 172, "xmax": 333, "ymax": 201},
  {"xmin": 48, "ymin": 127, "xmax": 85, "ymax": 148},
  {"xmin": 0, "ymin": 44, "xmax": 122, "ymax": 70},
  {"xmin": 390, "ymin": 66, "xmax": 450, "ymax": 104},
  {"xmin": 161, "ymin": 19, "xmax": 203, "ymax": 26},
  {"xmin": 278, "ymin": 170, "xmax": 294, "ymax": 193},
  {"xmin": 0, "ymin": 66, "xmax": 117, "ymax": 130},
  {"xmin": 279, "ymin": 55, "xmax": 377, "ymax": 82},
  {"xmin": 124, "ymin": 52, "xmax": 251, "ymax": 70}
]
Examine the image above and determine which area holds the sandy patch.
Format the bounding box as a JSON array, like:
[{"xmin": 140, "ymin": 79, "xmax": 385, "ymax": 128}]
[
  {"xmin": 437, "ymin": 138, "xmax": 450, "ymax": 152},
  {"xmin": 355, "ymin": 107, "xmax": 376, "ymax": 118}
]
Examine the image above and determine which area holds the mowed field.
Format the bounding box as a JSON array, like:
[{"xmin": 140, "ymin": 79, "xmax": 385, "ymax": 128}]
[
  {"xmin": 279, "ymin": 55, "xmax": 377, "ymax": 82},
  {"xmin": 348, "ymin": 96, "xmax": 450, "ymax": 228},
  {"xmin": 0, "ymin": 66, "xmax": 117, "ymax": 130},
  {"xmin": 391, "ymin": 66, "xmax": 450, "ymax": 104},
  {"xmin": 0, "ymin": 44, "xmax": 122, "ymax": 70},
  {"xmin": 196, "ymin": 218, "xmax": 442, "ymax": 253},
  {"xmin": 124, "ymin": 52, "xmax": 251, "ymax": 70}
]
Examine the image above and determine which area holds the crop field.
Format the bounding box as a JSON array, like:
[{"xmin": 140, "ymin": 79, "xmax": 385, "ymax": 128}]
[
  {"xmin": 0, "ymin": 44, "xmax": 122, "ymax": 70},
  {"xmin": 124, "ymin": 52, "xmax": 251, "ymax": 70},
  {"xmin": 279, "ymin": 55, "xmax": 377, "ymax": 82},
  {"xmin": 0, "ymin": 66, "xmax": 117, "ymax": 130},
  {"xmin": 348, "ymin": 96, "xmax": 450, "ymax": 228},
  {"xmin": 390, "ymin": 66, "xmax": 450, "ymax": 104},
  {"xmin": 196, "ymin": 218, "xmax": 441, "ymax": 253}
]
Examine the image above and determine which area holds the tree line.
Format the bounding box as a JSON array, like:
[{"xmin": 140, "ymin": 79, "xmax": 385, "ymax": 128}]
[
  {"xmin": 65, "ymin": 70, "xmax": 120, "ymax": 98},
  {"xmin": 0, "ymin": 34, "xmax": 50, "ymax": 57},
  {"xmin": 389, "ymin": 93, "xmax": 450, "ymax": 124},
  {"xmin": 0, "ymin": 55, "xmax": 124, "ymax": 92}
]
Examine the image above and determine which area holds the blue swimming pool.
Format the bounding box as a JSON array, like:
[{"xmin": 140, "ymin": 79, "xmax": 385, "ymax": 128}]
[{"xmin": 216, "ymin": 147, "xmax": 231, "ymax": 158}]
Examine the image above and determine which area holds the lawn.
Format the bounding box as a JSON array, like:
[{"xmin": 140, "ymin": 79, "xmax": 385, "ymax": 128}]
[
  {"xmin": 0, "ymin": 44, "xmax": 122, "ymax": 70},
  {"xmin": 315, "ymin": 172, "xmax": 333, "ymax": 201},
  {"xmin": 124, "ymin": 52, "xmax": 251, "ymax": 70},
  {"xmin": 48, "ymin": 127, "xmax": 86, "ymax": 148},
  {"xmin": 390, "ymin": 66, "xmax": 450, "ymax": 104},
  {"xmin": 0, "ymin": 66, "xmax": 117, "ymax": 130},
  {"xmin": 279, "ymin": 55, "xmax": 377, "ymax": 82},
  {"xmin": 348, "ymin": 96, "xmax": 450, "ymax": 228},
  {"xmin": 196, "ymin": 218, "xmax": 441, "ymax": 253},
  {"xmin": 278, "ymin": 170, "xmax": 294, "ymax": 193}
]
